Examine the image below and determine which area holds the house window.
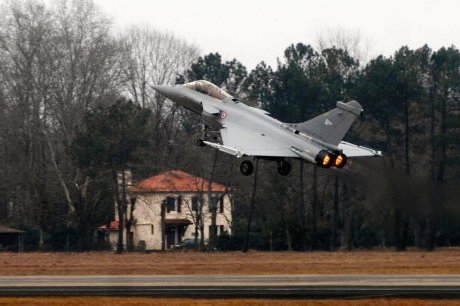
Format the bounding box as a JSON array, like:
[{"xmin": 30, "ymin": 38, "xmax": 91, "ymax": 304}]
[
  {"xmin": 219, "ymin": 196, "xmax": 224, "ymax": 213},
  {"xmin": 219, "ymin": 225, "xmax": 225, "ymax": 235},
  {"xmin": 166, "ymin": 197, "xmax": 175, "ymax": 212},
  {"xmin": 191, "ymin": 196, "xmax": 199, "ymax": 212},
  {"xmin": 166, "ymin": 196, "xmax": 182, "ymax": 213},
  {"xmin": 209, "ymin": 196, "xmax": 219, "ymax": 212},
  {"xmin": 151, "ymin": 225, "xmax": 154, "ymax": 235}
]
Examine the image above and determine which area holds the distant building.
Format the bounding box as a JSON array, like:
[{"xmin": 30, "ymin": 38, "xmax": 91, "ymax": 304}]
[
  {"xmin": 0, "ymin": 225, "xmax": 24, "ymax": 252},
  {"xmin": 100, "ymin": 170, "xmax": 232, "ymax": 250}
]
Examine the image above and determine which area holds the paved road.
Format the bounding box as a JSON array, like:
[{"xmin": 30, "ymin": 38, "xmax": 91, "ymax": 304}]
[{"xmin": 1, "ymin": 275, "xmax": 460, "ymax": 297}]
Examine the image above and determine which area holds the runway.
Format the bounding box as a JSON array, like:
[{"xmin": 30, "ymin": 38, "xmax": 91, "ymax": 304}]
[{"xmin": 0, "ymin": 275, "xmax": 460, "ymax": 298}]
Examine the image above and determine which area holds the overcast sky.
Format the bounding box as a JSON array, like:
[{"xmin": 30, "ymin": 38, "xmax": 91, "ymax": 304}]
[{"xmin": 94, "ymin": 0, "xmax": 460, "ymax": 70}]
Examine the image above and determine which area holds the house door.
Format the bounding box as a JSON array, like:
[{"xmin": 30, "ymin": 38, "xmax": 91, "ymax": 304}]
[{"xmin": 166, "ymin": 226, "xmax": 177, "ymax": 249}]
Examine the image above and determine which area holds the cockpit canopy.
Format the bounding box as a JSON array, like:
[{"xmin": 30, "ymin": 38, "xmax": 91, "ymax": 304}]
[{"xmin": 183, "ymin": 80, "xmax": 232, "ymax": 101}]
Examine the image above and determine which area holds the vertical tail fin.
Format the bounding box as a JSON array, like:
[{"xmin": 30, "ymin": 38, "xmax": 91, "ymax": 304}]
[{"xmin": 289, "ymin": 101, "xmax": 363, "ymax": 146}]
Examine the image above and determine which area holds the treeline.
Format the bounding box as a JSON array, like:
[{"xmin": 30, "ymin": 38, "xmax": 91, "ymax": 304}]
[{"xmin": 0, "ymin": 0, "xmax": 459, "ymax": 251}]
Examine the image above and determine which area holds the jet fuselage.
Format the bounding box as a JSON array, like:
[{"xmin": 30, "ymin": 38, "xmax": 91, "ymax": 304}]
[
  {"xmin": 154, "ymin": 84, "xmax": 327, "ymax": 160},
  {"xmin": 153, "ymin": 80, "xmax": 381, "ymax": 175}
]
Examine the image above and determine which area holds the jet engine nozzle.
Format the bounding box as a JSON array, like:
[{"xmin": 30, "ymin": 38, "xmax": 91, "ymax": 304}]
[
  {"xmin": 315, "ymin": 150, "xmax": 334, "ymax": 168},
  {"xmin": 333, "ymin": 153, "xmax": 347, "ymax": 168}
]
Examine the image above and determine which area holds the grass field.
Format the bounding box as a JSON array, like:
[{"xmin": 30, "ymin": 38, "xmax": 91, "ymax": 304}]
[
  {"xmin": 2, "ymin": 248, "xmax": 460, "ymax": 275},
  {"xmin": 2, "ymin": 249, "xmax": 459, "ymax": 305}
]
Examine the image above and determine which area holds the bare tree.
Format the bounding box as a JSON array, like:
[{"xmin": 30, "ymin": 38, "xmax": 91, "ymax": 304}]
[
  {"xmin": 44, "ymin": 0, "xmax": 119, "ymax": 248},
  {"xmin": 0, "ymin": 0, "xmax": 119, "ymax": 249},
  {"xmin": 316, "ymin": 27, "xmax": 374, "ymax": 64},
  {"xmin": 0, "ymin": 1, "xmax": 54, "ymax": 237},
  {"xmin": 243, "ymin": 159, "xmax": 260, "ymax": 252},
  {"xmin": 207, "ymin": 150, "xmax": 219, "ymax": 251},
  {"xmin": 118, "ymin": 26, "xmax": 199, "ymax": 145}
]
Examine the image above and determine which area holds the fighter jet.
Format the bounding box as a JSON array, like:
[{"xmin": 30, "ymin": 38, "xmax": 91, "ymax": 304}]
[{"xmin": 153, "ymin": 80, "xmax": 382, "ymax": 176}]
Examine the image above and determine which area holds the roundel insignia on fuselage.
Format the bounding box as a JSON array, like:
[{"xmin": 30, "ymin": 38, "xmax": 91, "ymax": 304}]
[{"xmin": 219, "ymin": 112, "xmax": 227, "ymax": 119}]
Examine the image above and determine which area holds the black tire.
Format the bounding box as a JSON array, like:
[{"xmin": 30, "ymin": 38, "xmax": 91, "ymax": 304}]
[
  {"xmin": 196, "ymin": 139, "xmax": 205, "ymax": 146},
  {"xmin": 277, "ymin": 160, "xmax": 291, "ymax": 176},
  {"xmin": 240, "ymin": 160, "xmax": 254, "ymax": 176}
]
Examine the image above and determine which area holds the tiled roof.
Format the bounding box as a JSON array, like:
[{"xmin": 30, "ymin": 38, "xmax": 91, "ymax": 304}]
[
  {"xmin": 99, "ymin": 220, "xmax": 119, "ymax": 230},
  {"xmin": 0, "ymin": 225, "xmax": 24, "ymax": 234},
  {"xmin": 129, "ymin": 170, "xmax": 227, "ymax": 193}
]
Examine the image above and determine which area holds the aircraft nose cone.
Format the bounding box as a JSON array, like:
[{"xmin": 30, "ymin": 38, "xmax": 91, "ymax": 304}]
[{"xmin": 152, "ymin": 85, "xmax": 177, "ymax": 99}]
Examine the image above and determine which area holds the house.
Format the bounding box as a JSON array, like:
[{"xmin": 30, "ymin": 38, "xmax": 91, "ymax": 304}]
[
  {"xmin": 0, "ymin": 225, "xmax": 24, "ymax": 252},
  {"xmin": 101, "ymin": 170, "xmax": 232, "ymax": 250}
]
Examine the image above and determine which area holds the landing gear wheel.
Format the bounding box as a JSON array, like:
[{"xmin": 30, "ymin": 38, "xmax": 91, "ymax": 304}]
[
  {"xmin": 240, "ymin": 160, "xmax": 254, "ymax": 176},
  {"xmin": 277, "ymin": 160, "xmax": 291, "ymax": 176},
  {"xmin": 196, "ymin": 139, "xmax": 205, "ymax": 147}
]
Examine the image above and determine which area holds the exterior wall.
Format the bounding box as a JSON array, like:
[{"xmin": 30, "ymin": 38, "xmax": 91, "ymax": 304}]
[
  {"xmin": 133, "ymin": 194, "xmax": 163, "ymax": 250},
  {"xmin": 108, "ymin": 231, "xmax": 120, "ymax": 250},
  {"xmin": 108, "ymin": 191, "xmax": 232, "ymax": 250}
]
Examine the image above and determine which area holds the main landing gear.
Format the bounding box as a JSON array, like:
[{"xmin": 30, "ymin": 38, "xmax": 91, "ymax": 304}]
[
  {"xmin": 277, "ymin": 160, "xmax": 291, "ymax": 176},
  {"xmin": 240, "ymin": 160, "xmax": 254, "ymax": 176},
  {"xmin": 239, "ymin": 159, "xmax": 292, "ymax": 176}
]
